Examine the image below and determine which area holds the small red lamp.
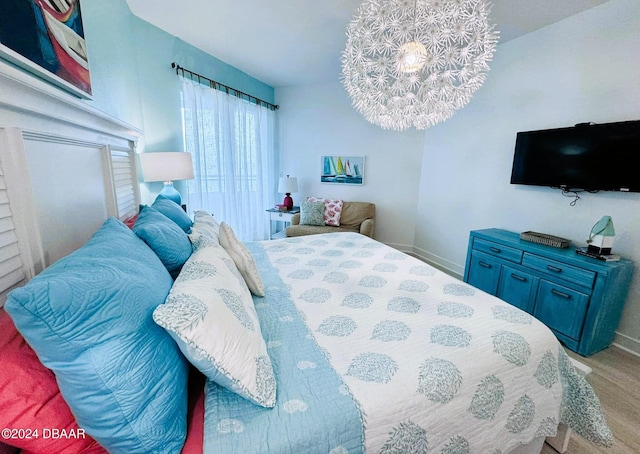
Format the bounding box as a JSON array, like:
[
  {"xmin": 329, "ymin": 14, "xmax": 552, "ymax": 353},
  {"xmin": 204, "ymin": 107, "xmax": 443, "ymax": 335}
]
[{"xmin": 278, "ymin": 175, "xmax": 298, "ymax": 211}]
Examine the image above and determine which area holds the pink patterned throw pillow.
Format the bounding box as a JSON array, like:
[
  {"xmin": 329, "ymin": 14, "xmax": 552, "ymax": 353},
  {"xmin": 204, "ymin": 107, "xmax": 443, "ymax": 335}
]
[{"xmin": 308, "ymin": 197, "xmax": 344, "ymax": 226}]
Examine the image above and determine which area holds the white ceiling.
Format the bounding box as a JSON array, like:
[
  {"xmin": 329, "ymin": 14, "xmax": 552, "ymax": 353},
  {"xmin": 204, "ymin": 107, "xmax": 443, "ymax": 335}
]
[{"xmin": 125, "ymin": 0, "xmax": 611, "ymax": 88}]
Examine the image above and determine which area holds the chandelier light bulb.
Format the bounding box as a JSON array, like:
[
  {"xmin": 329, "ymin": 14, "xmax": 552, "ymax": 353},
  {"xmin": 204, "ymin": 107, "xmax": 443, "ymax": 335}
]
[
  {"xmin": 341, "ymin": 0, "xmax": 499, "ymax": 131},
  {"xmin": 398, "ymin": 41, "xmax": 428, "ymax": 73}
]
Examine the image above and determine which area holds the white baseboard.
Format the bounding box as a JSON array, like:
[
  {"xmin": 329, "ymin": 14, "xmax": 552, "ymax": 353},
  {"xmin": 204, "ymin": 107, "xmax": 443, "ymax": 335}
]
[
  {"xmin": 612, "ymin": 332, "xmax": 640, "ymax": 358},
  {"xmin": 383, "ymin": 242, "xmax": 413, "ymax": 254},
  {"xmin": 410, "ymin": 245, "xmax": 464, "ymax": 278},
  {"xmin": 383, "ymin": 242, "xmax": 463, "ymax": 278}
]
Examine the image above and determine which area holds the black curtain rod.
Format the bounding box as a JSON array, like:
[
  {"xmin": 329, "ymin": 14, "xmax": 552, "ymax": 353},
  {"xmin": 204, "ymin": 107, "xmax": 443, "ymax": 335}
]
[{"xmin": 171, "ymin": 62, "xmax": 279, "ymax": 111}]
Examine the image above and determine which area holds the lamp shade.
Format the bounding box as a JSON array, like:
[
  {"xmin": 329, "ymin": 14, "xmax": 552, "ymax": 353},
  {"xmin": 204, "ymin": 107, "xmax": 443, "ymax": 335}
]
[
  {"xmin": 139, "ymin": 152, "xmax": 194, "ymax": 182},
  {"xmin": 278, "ymin": 176, "xmax": 298, "ymax": 194}
]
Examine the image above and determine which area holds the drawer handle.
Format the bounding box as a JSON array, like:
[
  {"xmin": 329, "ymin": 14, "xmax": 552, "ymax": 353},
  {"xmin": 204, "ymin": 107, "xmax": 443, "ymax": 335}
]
[
  {"xmin": 551, "ymin": 288, "xmax": 572, "ymax": 299},
  {"xmin": 479, "ymin": 261, "xmax": 492, "ymax": 269},
  {"xmin": 490, "ymin": 246, "xmax": 501, "ymax": 254},
  {"xmin": 546, "ymin": 264, "xmax": 563, "ymax": 273},
  {"xmin": 510, "ymin": 273, "xmax": 527, "ymax": 282}
]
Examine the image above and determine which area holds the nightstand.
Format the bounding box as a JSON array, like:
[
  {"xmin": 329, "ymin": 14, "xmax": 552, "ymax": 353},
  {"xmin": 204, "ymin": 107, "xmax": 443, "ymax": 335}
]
[{"xmin": 266, "ymin": 207, "xmax": 299, "ymax": 239}]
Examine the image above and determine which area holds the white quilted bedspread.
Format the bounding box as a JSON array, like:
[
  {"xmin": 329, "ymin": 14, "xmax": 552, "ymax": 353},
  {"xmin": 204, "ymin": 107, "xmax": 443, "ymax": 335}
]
[{"xmin": 258, "ymin": 232, "xmax": 611, "ymax": 453}]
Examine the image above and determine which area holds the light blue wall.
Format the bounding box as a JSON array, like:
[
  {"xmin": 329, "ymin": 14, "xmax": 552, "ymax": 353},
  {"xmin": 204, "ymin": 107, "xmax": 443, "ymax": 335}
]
[
  {"xmin": 81, "ymin": 0, "xmax": 142, "ymax": 127},
  {"xmin": 78, "ymin": 0, "xmax": 274, "ymax": 200},
  {"xmin": 130, "ymin": 16, "xmax": 275, "ymax": 152},
  {"xmin": 81, "ymin": 0, "xmax": 274, "ymax": 143}
]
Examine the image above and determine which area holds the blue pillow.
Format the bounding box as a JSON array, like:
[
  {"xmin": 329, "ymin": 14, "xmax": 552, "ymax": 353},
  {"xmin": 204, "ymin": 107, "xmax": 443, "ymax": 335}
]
[
  {"xmin": 5, "ymin": 218, "xmax": 189, "ymax": 453},
  {"xmin": 133, "ymin": 205, "xmax": 192, "ymax": 276},
  {"xmin": 152, "ymin": 196, "xmax": 193, "ymax": 233}
]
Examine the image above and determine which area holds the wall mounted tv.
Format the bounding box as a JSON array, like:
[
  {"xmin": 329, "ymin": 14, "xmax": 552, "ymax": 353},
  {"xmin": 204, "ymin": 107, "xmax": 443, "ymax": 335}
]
[{"xmin": 510, "ymin": 120, "xmax": 640, "ymax": 193}]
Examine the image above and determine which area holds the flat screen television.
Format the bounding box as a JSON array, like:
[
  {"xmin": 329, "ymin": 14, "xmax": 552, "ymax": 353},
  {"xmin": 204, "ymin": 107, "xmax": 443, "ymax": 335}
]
[{"xmin": 510, "ymin": 120, "xmax": 640, "ymax": 193}]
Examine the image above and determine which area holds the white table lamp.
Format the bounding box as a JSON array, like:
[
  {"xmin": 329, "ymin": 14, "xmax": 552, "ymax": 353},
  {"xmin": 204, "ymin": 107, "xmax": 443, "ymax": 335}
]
[{"xmin": 139, "ymin": 152, "xmax": 194, "ymax": 205}]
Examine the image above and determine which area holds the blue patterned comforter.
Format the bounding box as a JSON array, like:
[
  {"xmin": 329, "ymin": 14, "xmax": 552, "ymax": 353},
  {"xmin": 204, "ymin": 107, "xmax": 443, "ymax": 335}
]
[{"xmin": 204, "ymin": 233, "xmax": 612, "ymax": 453}]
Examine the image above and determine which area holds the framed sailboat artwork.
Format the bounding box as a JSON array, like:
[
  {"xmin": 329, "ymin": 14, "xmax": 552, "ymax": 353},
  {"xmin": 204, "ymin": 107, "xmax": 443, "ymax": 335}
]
[
  {"xmin": 321, "ymin": 155, "xmax": 365, "ymax": 185},
  {"xmin": 0, "ymin": 0, "xmax": 92, "ymax": 98}
]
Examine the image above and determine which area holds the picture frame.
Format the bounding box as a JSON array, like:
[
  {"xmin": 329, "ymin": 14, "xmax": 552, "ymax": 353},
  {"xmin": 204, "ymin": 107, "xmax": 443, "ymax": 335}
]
[
  {"xmin": 0, "ymin": 0, "xmax": 92, "ymax": 99},
  {"xmin": 321, "ymin": 155, "xmax": 365, "ymax": 185}
]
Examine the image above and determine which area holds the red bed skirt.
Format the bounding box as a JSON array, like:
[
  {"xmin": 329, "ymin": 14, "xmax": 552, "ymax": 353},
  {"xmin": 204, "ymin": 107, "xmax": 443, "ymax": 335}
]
[{"xmin": 182, "ymin": 368, "xmax": 206, "ymax": 454}]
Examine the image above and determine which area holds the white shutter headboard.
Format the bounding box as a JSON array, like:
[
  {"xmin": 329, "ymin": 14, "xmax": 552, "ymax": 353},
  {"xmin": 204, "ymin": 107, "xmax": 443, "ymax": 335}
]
[
  {"xmin": 0, "ymin": 171, "xmax": 24, "ymax": 295},
  {"xmin": 105, "ymin": 147, "xmax": 141, "ymax": 221},
  {"xmin": 0, "ymin": 128, "xmax": 43, "ymax": 303},
  {"xmin": 0, "ymin": 61, "xmax": 142, "ymax": 305}
]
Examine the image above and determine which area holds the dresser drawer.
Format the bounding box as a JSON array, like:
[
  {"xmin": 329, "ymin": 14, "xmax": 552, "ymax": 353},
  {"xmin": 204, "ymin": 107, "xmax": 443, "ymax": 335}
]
[
  {"xmin": 467, "ymin": 252, "xmax": 502, "ymax": 295},
  {"xmin": 534, "ymin": 281, "xmax": 589, "ymax": 340},
  {"xmin": 472, "ymin": 238, "xmax": 523, "ymax": 264},
  {"xmin": 523, "ymin": 253, "xmax": 596, "ymax": 289},
  {"xmin": 498, "ymin": 265, "xmax": 537, "ymax": 313}
]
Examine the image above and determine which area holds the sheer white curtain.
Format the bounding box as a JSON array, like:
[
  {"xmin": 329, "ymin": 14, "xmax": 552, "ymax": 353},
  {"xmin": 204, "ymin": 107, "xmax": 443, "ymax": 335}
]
[{"xmin": 180, "ymin": 77, "xmax": 276, "ymax": 241}]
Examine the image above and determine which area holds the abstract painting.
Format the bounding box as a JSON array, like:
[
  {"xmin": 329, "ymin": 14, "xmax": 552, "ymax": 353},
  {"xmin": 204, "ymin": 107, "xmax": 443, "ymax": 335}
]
[
  {"xmin": 321, "ymin": 156, "xmax": 365, "ymax": 185},
  {"xmin": 0, "ymin": 0, "xmax": 92, "ymax": 98}
]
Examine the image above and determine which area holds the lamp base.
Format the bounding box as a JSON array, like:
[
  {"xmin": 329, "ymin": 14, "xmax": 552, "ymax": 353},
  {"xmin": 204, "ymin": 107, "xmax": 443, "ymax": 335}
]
[
  {"xmin": 283, "ymin": 194, "xmax": 294, "ymax": 211},
  {"xmin": 158, "ymin": 181, "xmax": 182, "ymax": 205},
  {"xmin": 587, "ymin": 233, "xmax": 614, "ymax": 256},
  {"xmin": 587, "ymin": 245, "xmax": 612, "ymax": 255}
]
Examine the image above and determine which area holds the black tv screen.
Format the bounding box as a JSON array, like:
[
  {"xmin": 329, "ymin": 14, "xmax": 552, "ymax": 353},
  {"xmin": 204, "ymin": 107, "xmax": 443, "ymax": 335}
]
[{"xmin": 510, "ymin": 120, "xmax": 640, "ymax": 192}]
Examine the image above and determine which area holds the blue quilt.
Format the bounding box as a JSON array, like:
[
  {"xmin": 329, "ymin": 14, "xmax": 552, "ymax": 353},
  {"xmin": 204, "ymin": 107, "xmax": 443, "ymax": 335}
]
[
  {"xmin": 203, "ymin": 241, "xmax": 364, "ymax": 454},
  {"xmin": 204, "ymin": 233, "xmax": 612, "ymax": 453}
]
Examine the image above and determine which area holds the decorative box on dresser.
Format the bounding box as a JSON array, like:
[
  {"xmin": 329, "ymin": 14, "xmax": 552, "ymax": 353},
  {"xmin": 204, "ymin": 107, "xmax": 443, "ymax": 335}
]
[{"xmin": 463, "ymin": 228, "xmax": 634, "ymax": 357}]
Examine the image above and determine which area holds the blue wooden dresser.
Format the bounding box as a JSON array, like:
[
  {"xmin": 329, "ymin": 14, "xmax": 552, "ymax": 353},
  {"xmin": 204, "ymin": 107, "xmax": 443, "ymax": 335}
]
[{"xmin": 463, "ymin": 228, "xmax": 634, "ymax": 356}]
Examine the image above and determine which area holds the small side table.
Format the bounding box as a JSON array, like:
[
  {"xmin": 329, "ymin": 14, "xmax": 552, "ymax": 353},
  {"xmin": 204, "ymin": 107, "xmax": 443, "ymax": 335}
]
[{"xmin": 266, "ymin": 207, "xmax": 299, "ymax": 239}]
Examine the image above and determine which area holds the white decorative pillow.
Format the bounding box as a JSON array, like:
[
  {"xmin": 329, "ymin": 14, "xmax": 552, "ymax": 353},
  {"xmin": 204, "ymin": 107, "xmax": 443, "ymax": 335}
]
[
  {"xmin": 218, "ymin": 222, "xmax": 266, "ymax": 297},
  {"xmin": 189, "ymin": 223, "xmax": 220, "ymax": 249},
  {"xmin": 153, "ymin": 243, "xmax": 276, "ymax": 408},
  {"xmin": 193, "ymin": 210, "xmax": 220, "ymax": 231},
  {"xmin": 308, "ymin": 197, "xmax": 344, "ymax": 226}
]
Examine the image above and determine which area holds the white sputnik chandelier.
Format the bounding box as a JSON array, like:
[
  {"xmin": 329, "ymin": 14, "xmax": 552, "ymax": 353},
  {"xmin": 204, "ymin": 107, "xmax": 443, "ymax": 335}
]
[{"xmin": 341, "ymin": 0, "xmax": 499, "ymax": 131}]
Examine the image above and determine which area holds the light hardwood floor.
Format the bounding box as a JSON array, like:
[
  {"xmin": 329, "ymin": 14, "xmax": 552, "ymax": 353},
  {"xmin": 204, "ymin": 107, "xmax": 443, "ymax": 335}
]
[{"xmin": 540, "ymin": 346, "xmax": 640, "ymax": 454}]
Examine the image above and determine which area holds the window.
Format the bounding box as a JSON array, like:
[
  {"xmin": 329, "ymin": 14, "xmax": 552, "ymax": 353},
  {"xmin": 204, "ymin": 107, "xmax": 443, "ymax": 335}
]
[{"xmin": 180, "ymin": 78, "xmax": 276, "ymax": 241}]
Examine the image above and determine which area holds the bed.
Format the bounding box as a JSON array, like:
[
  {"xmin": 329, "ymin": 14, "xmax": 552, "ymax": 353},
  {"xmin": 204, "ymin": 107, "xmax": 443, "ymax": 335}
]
[
  {"xmin": 0, "ymin": 59, "xmax": 613, "ymax": 454},
  {"xmin": 204, "ymin": 230, "xmax": 614, "ymax": 454}
]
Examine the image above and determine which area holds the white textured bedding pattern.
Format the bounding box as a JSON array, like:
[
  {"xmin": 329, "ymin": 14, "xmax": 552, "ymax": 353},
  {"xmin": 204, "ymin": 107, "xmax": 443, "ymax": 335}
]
[{"xmin": 262, "ymin": 232, "xmax": 611, "ymax": 453}]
